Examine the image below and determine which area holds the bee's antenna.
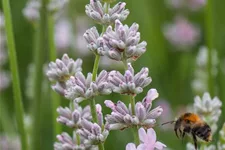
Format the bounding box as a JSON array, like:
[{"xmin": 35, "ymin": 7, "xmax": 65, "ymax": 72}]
[{"xmin": 161, "ymin": 121, "xmax": 176, "ymax": 126}]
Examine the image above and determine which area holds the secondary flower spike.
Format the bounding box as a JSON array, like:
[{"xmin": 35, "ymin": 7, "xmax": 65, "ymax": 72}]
[
  {"xmin": 64, "ymin": 70, "xmax": 111, "ymax": 102},
  {"xmin": 54, "ymin": 132, "xmax": 93, "ymax": 150},
  {"xmin": 56, "ymin": 102, "xmax": 91, "ymax": 128},
  {"xmin": 108, "ymin": 63, "xmax": 151, "ymax": 95},
  {"xmin": 85, "ymin": 0, "xmax": 129, "ymax": 25},
  {"xmin": 77, "ymin": 119, "xmax": 109, "ymax": 145},
  {"xmin": 105, "ymin": 89, "xmax": 163, "ymax": 130},
  {"xmin": 83, "ymin": 27, "xmax": 105, "ymax": 55},
  {"xmin": 103, "ymin": 19, "xmax": 147, "ymax": 61},
  {"xmin": 46, "ymin": 54, "xmax": 82, "ymax": 82}
]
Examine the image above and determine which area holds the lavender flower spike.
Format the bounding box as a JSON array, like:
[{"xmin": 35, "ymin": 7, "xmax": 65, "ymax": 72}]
[
  {"xmin": 193, "ymin": 92, "xmax": 222, "ymax": 133},
  {"xmin": 54, "ymin": 132, "xmax": 93, "ymax": 150},
  {"xmin": 85, "ymin": 0, "xmax": 129, "ymax": 25},
  {"xmin": 83, "ymin": 27, "xmax": 105, "ymax": 55},
  {"xmin": 46, "ymin": 54, "xmax": 82, "ymax": 82},
  {"xmin": 105, "ymin": 89, "xmax": 163, "ymax": 130},
  {"xmin": 77, "ymin": 119, "xmax": 109, "ymax": 145},
  {"xmin": 64, "ymin": 70, "xmax": 111, "ymax": 102},
  {"xmin": 126, "ymin": 128, "xmax": 166, "ymax": 150},
  {"xmin": 22, "ymin": 0, "xmax": 40, "ymax": 22},
  {"xmin": 108, "ymin": 63, "xmax": 152, "ymax": 95},
  {"xmin": 103, "ymin": 19, "xmax": 147, "ymax": 61},
  {"xmin": 56, "ymin": 103, "xmax": 91, "ymax": 128}
]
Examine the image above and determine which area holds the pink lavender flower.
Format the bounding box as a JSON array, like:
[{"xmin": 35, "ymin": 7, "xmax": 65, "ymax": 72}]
[
  {"xmin": 166, "ymin": 0, "xmax": 205, "ymax": 11},
  {"xmin": 85, "ymin": 1, "xmax": 129, "ymax": 25},
  {"xmin": 22, "ymin": 0, "xmax": 40, "ymax": 22},
  {"xmin": 105, "ymin": 89, "xmax": 163, "ymax": 130},
  {"xmin": 108, "ymin": 63, "xmax": 151, "ymax": 95},
  {"xmin": 126, "ymin": 128, "xmax": 166, "ymax": 150},
  {"xmin": 163, "ymin": 17, "xmax": 200, "ymax": 50},
  {"xmin": 55, "ymin": 19, "xmax": 72, "ymax": 52},
  {"xmin": 103, "ymin": 19, "xmax": 147, "ymax": 61}
]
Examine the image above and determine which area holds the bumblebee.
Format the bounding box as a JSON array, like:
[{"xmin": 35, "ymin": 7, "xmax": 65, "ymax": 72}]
[{"xmin": 162, "ymin": 113, "xmax": 212, "ymax": 150}]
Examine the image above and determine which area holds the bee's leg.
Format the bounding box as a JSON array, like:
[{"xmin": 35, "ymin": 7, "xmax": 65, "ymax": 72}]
[
  {"xmin": 174, "ymin": 128, "xmax": 179, "ymax": 139},
  {"xmin": 179, "ymin": 129, "xmax": 182, "ymax": 138},
  {"xmin": 192, "ymin": 132, "xmax": 198, "ymax": 150},
  {"xmin": 182, "ymin": 131, "xmax": 185, "ymax": 143}
]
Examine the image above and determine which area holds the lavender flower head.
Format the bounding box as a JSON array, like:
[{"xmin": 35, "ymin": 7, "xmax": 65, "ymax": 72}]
[
  {"xmin": 108, "ymin": 63, "xmax": 151, "ymax": 95},
  {"xmin": 57, "ymin": 102, "xmax": 91, "ymax": 128},
  {"xmin": 166, "ymin": 0, "xmax": 206, "ymax": 11},
  {"xmin": 105, "ymin": 89, "xmax": 163, "ymax": 130},
  {"xmin": 191, "ymin": 47, "xmax": 218, "ymax": 94},
  {"xmin": 193, "ymin": 92, "xmax": 222, "ymax": 133},
  {"xmin": 54, "ymin": 132, "xmax": 93, "ymax": 150},
  {"xmin": 22, "ymin": 0, "xmax": 40, "ymax": 22},
  {"xmin": 163, "ymin": 17, "xmax": 200, "ymax": 50},
  {"xmin": 126, "ymin": 128, "xmax": 166, "ymax": 150},
  {"xmin": 103, "ymin": 19, "xmax": 147, "ymax": 61},
  {"xmin": 64, "ymin": 70, "xmax": 111, "ymax": 102},
  {"xmin": 0, "ymin": 135, "xmax": 21, "ymax": 150},
  {"xmin": 48, "ymin": 0, "xmax": 69, "ymax": 14},
  {"xmin": 77, "ymin": 119, "xmax": 109, "ymax": 145},
  {"xmin": 83, "ymin": 26, "xmax": 105, "ymax": 55},
  {"xmin": 46, "ymin": 54, "xmax": 82, "ymax": 82},
  {"xmin": 55, "ymin": 19, "xmax": 72, "ymax": 52},
  {"xmin": 85, "ymin": 0, "xmax": 129, "ymax": 25}
]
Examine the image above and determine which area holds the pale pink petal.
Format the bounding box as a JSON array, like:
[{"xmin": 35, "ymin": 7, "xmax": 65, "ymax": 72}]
[
  {"xmin": 138, "ymin": 128, "xmax": 147, "ymax": 143},
  {"xmin": 104, "ymin": 100, "xmax": 115, "ymax": 110},
  {"xmin": 126, "ymin": 143, "xmax": 137, "ymax": 150},
  {"xmin": 145, "ymin": 89, "xmax": 159, "ymax": 104},
  {"xmin": 137, "ymin": 144, "xmax": 146, "ymax": 150},
  {"xmin": 146, "ymin": 128, "xmax": 156, "ymax": 144},
  {"xmin": 154, "ymin": 141, "xmax": 167, "ymax": 150}
]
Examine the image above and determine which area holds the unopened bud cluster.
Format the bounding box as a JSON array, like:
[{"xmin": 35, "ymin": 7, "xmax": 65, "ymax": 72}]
[
  {"xmin": 85, "ymin": 1, "xmax": 129, "ymax": 25},
  {"xmin": 105, "ymin": 89, "xmax": 162, "ymax": 130}
]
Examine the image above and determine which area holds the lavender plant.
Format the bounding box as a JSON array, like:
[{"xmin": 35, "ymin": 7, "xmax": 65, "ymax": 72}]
[{"xmin": 46, "ymin": 0, "xmax": 166, "ymax": 150}]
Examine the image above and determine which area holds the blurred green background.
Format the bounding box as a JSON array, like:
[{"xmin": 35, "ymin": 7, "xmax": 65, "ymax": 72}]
[{"xmin": 0, "ymin": 0, "xmax": 225, "ymax": 150}]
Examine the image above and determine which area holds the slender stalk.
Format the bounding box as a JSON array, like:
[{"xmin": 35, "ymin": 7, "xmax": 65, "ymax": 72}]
[
  {"xmin": 2, "ymin": 0, "xmax": 28, "ymax": 149},
  {"xmin": 130, "ymin": 96, "xmax": 139, "ymax": 145},
  {"xmin": 76, "ymin": 132, "xmax": 81, "ymax": 145},
  {"xmin": 205, "ymin": 0, "xmax": 215, "ymax": 96},
  {"xmin": 47, "ymin": 12, "xmax": 61, "ymax": 137},
  {"xmin": 32, "ymin": 0, "xmax": 48, "ymax": 149},
  {"xmin": 92, "ymin": 54, "xmax": 101, "ymax": 81}
]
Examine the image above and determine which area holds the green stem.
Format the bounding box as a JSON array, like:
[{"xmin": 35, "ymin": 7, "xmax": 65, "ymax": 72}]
[
  {"xmin": 205, "ymin": 0, "xmax": 215, "ymax": 96},
  {"xmin": 89, "ymin": 98, "xmax": 98, "ymax": 123},
  {"xmin": 2, "ymin": 0, "xmax": 28, "ymax": 149},
  {"xmin": 47, "ymin": 12, "xmax": 61, "ymax": 137},
  {"xmin": 76, "ymin": 132, "xmax": 81, "ymax": 145},
  {"xmin": 92, "ymin": 54, "xmax": 101, "ymax": 81},
  {"xmin": 130, "ymin": 96, "xmax": 140, "ymax": 145},
  {"xmin": 32, "ymin": 0, "xmax": 48, "ymax": 149}
]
